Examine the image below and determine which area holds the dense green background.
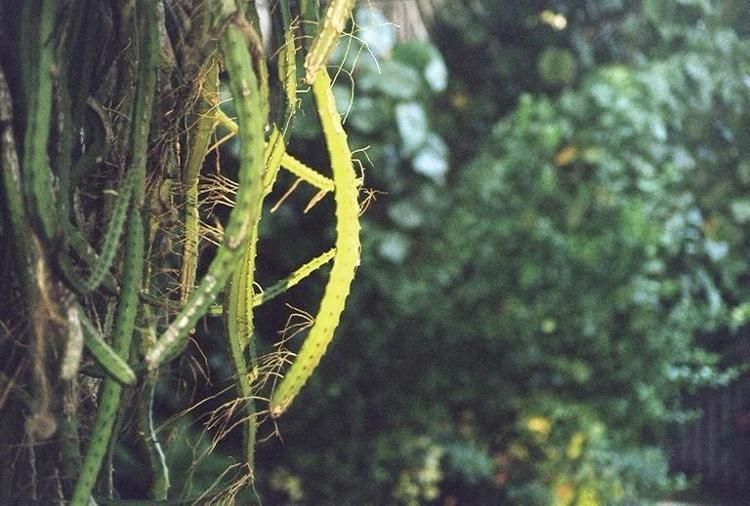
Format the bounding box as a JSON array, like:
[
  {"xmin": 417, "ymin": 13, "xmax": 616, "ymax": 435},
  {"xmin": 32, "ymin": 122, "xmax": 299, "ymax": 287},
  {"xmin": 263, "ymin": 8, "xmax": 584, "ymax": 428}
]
[{"xmin": 158, "ymin": 1, "xmax": 750, "ymax": 504}]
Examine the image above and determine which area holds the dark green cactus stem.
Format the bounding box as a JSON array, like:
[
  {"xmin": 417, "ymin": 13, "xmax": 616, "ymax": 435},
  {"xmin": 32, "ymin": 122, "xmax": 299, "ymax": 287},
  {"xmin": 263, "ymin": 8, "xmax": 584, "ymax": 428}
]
[
  {"xmin": 70, "ymin": 0, "xmax": 158, "ymax": 501},
  {"xmin": 0, "ymin": 68, "xmax": 36, "ymax": 300},
  {"xmin": 59, "ymin": 380, "xmax": 83, "ymax": 496},
  {"xmin": 70, "ymin": 210, "xmax": 145, "ymax": 505},
  {"xmin": 70, "ymin": 99, "xmax": 111, "ymax": 189},
  {"xmin": 78, "ymin": 310, "xmax": 137, "ymax": 386},
  {"xmin": 136, "ymin": 366, "xmax": 170, "ymax": 499},
  {"xmin": 59, "ymin": 99, "xmax": 120, "ymax": 295},
  {"xmin": 145, "ymin": 4, "xmax": 266, "ymax": 370},
  {"xmin": 226, "ymin": 243, "xmax": 260, "ymax": 473},
  {"xmin": 20, "ymin": 0, "xmax": 59, "ymax": 243},
  {"xmin": 299, "ymin": 0, "xmax": 322, "ymax": 50},
  {"xmin": 221, "ymin": 126, "xmax": 287, "ymax": 472},
  {"xmin": 79, "ymin": 171, "xmax": 136, "ymax": 292},
  {"xmin": 58, "ymin": 228, "xmax": 121, "ymax": 295}
]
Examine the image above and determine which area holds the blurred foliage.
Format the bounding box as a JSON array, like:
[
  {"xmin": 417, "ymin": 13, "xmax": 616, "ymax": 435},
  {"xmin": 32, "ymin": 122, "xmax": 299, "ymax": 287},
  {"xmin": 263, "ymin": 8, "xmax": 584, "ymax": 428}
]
[{"xmin": 246, "ymin": 0, "xmax": 750, "ymax": 503}]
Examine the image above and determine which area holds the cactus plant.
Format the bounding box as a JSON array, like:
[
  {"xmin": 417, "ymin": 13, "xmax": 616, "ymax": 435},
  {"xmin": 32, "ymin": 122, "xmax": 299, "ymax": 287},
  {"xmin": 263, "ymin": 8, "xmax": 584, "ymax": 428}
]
[{"xmin": 0, "ymin": 0, "xmax": 361, "ymax": 502}]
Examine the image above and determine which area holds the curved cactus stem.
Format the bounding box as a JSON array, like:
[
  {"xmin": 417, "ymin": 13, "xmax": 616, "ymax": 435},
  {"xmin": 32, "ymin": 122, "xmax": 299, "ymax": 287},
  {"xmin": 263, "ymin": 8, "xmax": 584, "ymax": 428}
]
[
  {"xmin": 269, "ymin": 69, "xmax": 360, "ymax": 417},
  {"xmin": 145, "ymin": 8, "xmax": 266, "ymax": 371},
  {"xmin": 180, "ymin": 61, "xmax": 219, "ymax": 303}
]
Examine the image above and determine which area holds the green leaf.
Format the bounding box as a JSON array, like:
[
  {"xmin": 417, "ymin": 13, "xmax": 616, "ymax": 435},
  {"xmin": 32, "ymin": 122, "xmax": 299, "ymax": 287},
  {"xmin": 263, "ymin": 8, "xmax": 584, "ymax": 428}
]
[
  {"xmin": 348, "ymin": 96, "xmax": 388, "ymax": 134},
  {"xmin": 537, "ymin": 47, "xmax": 578, "ymax": 86},
  {"xmin": 355, "ymin": 6, "xmax": 396, "ymax": 58},
  {"xmin": 412, "ymin": 134, "xmax": 449, "ymax": 184},
  {"xmin": 363, "ymin": 60, "xmax": 422, "ymax": 100},
  {"xmin": 392, "ymin": 41, "xmax": 448, "ymax": 92},
  {"xmin": 378, "ymin": 231, "xmax": 410, "ymax": 263},
  {"xmin": 395, "ymin": 102, "xmax": 428, "ymax": 154},
  {"xmin": 730, "ymin": 199, "xmax": 750, "ymax": 223},
  {"xmin": 387, "ymin": 200, "xmax": 424, "ymax": 229}
]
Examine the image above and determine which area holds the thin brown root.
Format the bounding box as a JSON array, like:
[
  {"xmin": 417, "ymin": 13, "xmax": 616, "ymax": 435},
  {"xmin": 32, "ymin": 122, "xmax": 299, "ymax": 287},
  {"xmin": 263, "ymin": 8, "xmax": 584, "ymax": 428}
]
[
  {"xmin": 270, "ymin": 177, "xmax": 303, "ymax": 213},
  {"xmin": 359, "ymin": 187, "xmax": 386, "ymax": 215}
]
